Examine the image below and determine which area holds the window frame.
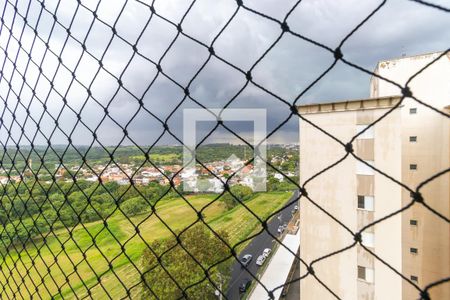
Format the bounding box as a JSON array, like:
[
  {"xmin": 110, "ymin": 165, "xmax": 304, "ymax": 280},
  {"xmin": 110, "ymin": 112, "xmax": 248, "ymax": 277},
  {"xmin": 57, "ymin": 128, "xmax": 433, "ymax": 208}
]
[
  {"xmin": 357, "ymin": 161, "xmax": 375, "ymax": 176},
  {"xmin": 357, "ymin": 195, "xmax": 374, "ymax": 211},
  {"xmin": 357, "ymin": 195, "xmax": 365, "ymax": 209},
  {"xmin": 357, "ymin": 266, "xmax": 366, "ymax": 280},
  {"xmin": 357, "ymin": 265, "xmax": 374, "ymax": 283},
  {"xmin": 362, "ymin": 232, "xmax": 375, "ymax": 248}
]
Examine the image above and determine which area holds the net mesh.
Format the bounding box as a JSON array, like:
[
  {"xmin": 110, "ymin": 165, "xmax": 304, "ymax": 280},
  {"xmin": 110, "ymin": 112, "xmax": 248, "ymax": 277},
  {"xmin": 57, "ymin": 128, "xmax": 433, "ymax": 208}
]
[{"xmin": 0, "ymin": 0, "xmax": 448, "ymax": 299}]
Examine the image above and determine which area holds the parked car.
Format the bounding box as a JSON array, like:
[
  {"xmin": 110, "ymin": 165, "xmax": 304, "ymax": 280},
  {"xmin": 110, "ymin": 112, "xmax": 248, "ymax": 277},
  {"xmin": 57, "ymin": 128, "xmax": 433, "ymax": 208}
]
[
  {"xmin": 277, "ymin": 226, "xmax": 283, "ymax": 234},
  {"xmin": 294, "ymin": 205, "xmax": 298, "ymax": 211},
  {"xmin": 256, "ymin": 255, "xmax": 266, "ymax": 266},
  {"xmin": 262, "ymin": 248, "xmax": 271, "ymax": 257},
  {"xmin": 240, "ymin": 254, "xmax": 252, "ymax": 267},
  {"xmin": 239, "ymin": 279, "xmax": 252, "ymax": 293},
  {"xmin": 282, "ymin": 223, "xmax": 287, "ymax": 229}
]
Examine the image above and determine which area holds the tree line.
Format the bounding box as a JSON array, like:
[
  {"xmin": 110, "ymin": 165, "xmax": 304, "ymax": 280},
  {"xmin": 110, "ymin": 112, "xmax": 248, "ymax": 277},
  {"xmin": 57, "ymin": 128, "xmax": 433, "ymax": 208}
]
[{"xmin": 0, "ymin": 180, "xmax": 171, "ymax": 247}]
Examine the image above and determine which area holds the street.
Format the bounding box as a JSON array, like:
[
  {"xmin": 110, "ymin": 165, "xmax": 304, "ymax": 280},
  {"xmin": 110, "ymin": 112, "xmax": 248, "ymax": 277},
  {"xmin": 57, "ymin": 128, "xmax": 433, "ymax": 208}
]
[{"xmin": 225, "ymin": 190, "xmax": 299, "ymax": 300}]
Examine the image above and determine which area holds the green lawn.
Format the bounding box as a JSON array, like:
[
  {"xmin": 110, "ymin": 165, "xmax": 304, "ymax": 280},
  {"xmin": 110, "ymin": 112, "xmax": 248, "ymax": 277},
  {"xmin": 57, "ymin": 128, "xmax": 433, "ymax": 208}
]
[{"xmin": 0, "ymin": 192, "xmax": 292, "ymax": 299}]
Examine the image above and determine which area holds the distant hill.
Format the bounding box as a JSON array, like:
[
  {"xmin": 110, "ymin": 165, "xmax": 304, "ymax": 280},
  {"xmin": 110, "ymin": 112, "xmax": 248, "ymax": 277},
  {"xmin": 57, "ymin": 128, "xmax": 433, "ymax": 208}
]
[{"xmin": 0, "ymin": 144, "xmax": 298, "ymax": 175}]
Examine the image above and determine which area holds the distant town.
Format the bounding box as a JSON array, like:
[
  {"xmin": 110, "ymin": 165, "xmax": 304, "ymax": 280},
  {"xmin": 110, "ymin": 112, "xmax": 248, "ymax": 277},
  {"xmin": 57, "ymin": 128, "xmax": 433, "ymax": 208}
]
[{"xmin": 0, "ymin": 144, "xmax": 299, "ymax": 192}]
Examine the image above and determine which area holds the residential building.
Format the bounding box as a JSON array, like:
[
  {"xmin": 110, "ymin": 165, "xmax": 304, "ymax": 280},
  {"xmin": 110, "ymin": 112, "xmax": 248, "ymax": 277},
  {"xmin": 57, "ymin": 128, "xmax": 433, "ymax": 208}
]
[{"xmin": 298, "ymin": 52, "xmax": 449, "ymax": 299}]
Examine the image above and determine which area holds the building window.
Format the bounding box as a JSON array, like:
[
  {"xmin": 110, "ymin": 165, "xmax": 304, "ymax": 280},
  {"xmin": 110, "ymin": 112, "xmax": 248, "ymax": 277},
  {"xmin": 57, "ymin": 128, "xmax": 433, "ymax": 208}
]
[
  {"xmin": 410, "ymin": 247, "xmax": 418, "ymax": 254},
  {"xmin": 357, "ymin": 161, "xmax": 375, "ymax": 175},
  {"xmin": 410, "ymin": 219, "xmax": 418, "ymax": 226},
  {"xmin": 410, "ymin": 275, "xmax": 418, "ymax": 283},
  {"xmin": 357, "ymin": 195, "xmax": 374, "ymax": 211},
  {"xmin": 410, "ymin": 164, "xmax": 417, "ymax": 170},
  {"xmin": 358, "ymin": 196, "xmax": 365, "ymax": 209},
  {"xmin": 356, "ymin": 125, "xmax": 374, "ymax": 139},
  {"xmin": 362, "ymin": 232, "xmax": 374, "ymax": 248},
  {"xmin": 410, "ymin": 108, "xmax": 417, "ymax": 114},
  {"xmin": 357, "ymin": 266, "xmax": 374, "ymax": 283},
  {"xmin": 409, "ymin": 136, "xmax": 417, "ymax": 142},
  {"xmin": 358, "ymin": 266, "xmax": 365, "ymax": 280}
]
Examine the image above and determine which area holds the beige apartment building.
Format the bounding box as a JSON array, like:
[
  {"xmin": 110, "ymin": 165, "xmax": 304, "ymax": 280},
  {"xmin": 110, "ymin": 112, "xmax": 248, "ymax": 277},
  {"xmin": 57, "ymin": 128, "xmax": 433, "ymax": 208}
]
[{"xmin": 298, "ymin": 52, "xmax": 449, "ymax": 299}]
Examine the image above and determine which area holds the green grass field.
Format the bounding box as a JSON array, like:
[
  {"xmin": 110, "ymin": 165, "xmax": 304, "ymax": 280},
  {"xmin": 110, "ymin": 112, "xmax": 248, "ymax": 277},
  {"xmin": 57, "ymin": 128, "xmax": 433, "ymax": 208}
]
[{"xmin": 0, "ymin": 192, "xmax": 292, "ymax": 299}]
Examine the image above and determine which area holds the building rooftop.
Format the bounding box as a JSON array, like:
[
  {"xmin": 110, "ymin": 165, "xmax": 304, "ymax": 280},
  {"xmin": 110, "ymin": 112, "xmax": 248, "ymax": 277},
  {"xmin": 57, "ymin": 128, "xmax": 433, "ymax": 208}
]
[
  {"xmin": 377, "ymin": 50, "xmax": 446, "ymax": 65},
  {"xmin": 297, "ymin": 50, "xmax": 450, "ymax": 115},
  {"xmin": 297, "ymin": 95, "xmax": 402, "ymax": 115}
]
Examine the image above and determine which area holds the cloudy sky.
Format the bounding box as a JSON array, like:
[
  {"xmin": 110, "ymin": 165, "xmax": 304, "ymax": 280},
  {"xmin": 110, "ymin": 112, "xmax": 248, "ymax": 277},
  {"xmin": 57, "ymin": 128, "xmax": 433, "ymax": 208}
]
[{"xmin": 0, "ymin": 0, "xmax": 449, "ymax": 146}]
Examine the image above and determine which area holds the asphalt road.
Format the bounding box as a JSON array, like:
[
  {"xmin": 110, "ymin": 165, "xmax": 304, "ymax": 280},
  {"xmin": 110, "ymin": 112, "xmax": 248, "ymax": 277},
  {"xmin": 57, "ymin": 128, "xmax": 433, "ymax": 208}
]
[{"xmin": 225, "ymin": 190, "xmax": 299, "ymax": 300}]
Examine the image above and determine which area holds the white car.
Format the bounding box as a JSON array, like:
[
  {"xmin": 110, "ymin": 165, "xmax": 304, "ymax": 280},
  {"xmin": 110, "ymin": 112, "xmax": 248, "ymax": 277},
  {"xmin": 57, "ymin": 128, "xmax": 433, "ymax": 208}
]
[
  {"xmin": 256, "ymin": 255, "xmax": 266, "ymax": 266},
  {"xmin": 262, "ymin": 248, "xmax": 271, "ymax": 257},
  {"xmin": 240, "ymin": 254, "xmax": 253, "ymax": 267},
  {"xmin": 277, "ymin": 225, "xmax": 283, "ymax": 234}
]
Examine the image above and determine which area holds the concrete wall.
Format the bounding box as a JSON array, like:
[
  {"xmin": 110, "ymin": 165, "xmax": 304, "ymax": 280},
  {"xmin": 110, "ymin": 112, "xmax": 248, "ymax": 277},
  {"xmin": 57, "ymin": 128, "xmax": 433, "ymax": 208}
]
[
  {"xmin": 299, "ymin": 109, "xmax": 358, "ymax": 299},
  {"xmin": 371, "ymin": 52, "xmax": 450, "ymax": 300},
  {"xmin": 298, "ymin": 52, "xmax": 449, "ymax": 299},
  {"xmin": 370, "ymin": 52, "xmax": 450, "ymax": 107},
  {"xmin": 372, "ymin": 108, "xmax": 403, "ymax": 300},
  {"xmin": 400, "ymin": 101, "xmax": 450, "ymax": 300},
  {"xmin": 299, "ymin": 104, "xmax": 403, "ymax": 299}
]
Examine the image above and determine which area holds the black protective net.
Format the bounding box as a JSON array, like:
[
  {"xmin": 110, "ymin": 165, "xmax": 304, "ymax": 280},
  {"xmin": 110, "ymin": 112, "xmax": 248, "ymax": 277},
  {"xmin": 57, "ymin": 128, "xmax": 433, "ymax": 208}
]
[{"xmin": 0, "ymin": 0, "xmax": 448, "ymax": 299}]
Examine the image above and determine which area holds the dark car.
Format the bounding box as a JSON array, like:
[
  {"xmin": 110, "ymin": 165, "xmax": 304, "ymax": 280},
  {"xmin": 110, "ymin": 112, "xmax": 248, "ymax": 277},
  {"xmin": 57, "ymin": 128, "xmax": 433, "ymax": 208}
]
[
  {"xmin": 240, "ymin": 254, "xmax": 252, "ymax": 267},
  {"xmin": 239, "ymin": 279, "xmax": 252, "ymax": 293}
]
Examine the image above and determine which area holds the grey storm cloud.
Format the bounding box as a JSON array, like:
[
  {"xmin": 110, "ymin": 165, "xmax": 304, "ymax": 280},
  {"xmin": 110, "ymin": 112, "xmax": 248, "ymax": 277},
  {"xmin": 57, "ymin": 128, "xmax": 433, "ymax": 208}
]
[{"xmin": 0, "ymin": 0, "xmax": 449, "ymax": 146}]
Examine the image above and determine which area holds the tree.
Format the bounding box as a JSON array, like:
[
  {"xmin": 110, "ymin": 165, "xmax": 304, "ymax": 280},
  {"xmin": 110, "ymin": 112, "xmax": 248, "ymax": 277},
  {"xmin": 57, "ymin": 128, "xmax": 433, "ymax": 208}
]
[
  {"xmin": 141, "ymin": 224, "xmax": 231, "ymax": 299},
  {"xmin": 120, "ymin": 197, "xmax": 149, "ymax": 217},
  {"xmin": 59, "ymin": 203, "xmax": 78, "ymax": 227},
  {"xmin": 267, "ymin": 175, "xmax": 298, "ymax": 191},
  {"xmin": 80, "ymin": 206, "xmax": 99, "ymax": 223},
  {"xmin": 267, "ymin": 176, "xmax": 279, "ymax": 191},
  {"xmin": 0, "ymin": 208, "xmax": 8, "ymax": 226},
  {"xmin": 116, "ymin": 185, "xmax": 140, "ymax": 202},
  {"xmin": 220, "ymin": 184, "xmax": 253, "ymax": 210},
  {"xmin": 196, "ymin": 178, "xmax": 213, "ymax": 192}
]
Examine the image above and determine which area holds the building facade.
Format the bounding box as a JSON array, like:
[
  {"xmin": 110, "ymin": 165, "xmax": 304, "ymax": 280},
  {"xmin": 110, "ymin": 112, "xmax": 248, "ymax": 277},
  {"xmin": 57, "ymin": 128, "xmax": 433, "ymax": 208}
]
[{"xmin": 298, "ymin": 52, "xmax": 449, "ymax": 299}]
